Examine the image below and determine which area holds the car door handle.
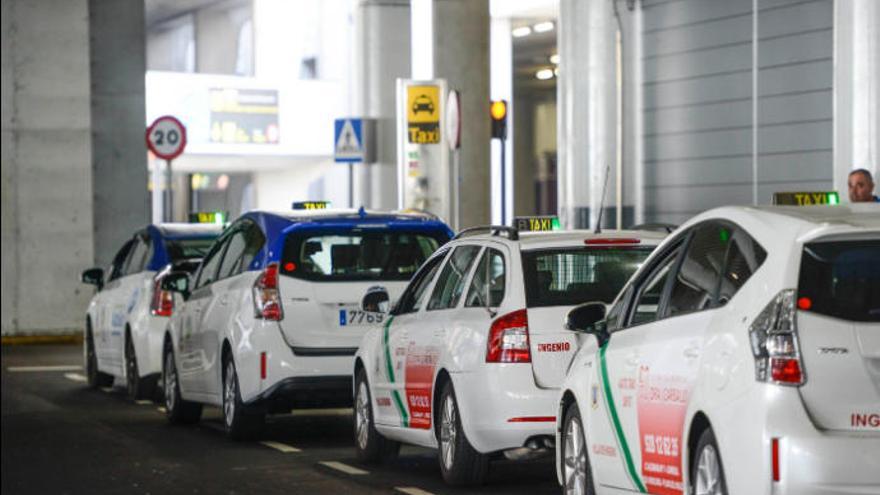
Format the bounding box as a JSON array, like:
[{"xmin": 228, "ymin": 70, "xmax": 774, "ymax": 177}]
[{"xmin": 683, "ymin": 346, "xmax": 700, "ymax": 359}]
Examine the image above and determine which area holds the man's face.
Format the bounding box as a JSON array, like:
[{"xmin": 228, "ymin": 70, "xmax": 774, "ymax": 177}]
[{"xmin": 847, "ymin": 172, "xmax": 875, "ymax": 202}]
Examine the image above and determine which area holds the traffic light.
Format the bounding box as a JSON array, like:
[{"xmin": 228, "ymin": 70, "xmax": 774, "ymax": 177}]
[{"xmin": 490, "ymin": 99, "xmax": 508, "ymax": 139}]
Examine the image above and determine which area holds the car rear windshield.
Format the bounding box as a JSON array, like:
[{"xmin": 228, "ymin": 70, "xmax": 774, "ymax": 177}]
[
  {"xmin": 165, "ymin": 238, "xmax": 216, "ymax": 262},
  {"xmin": 281, "ymin": 231, "xmax": 445, "ymax": 281},
  {"xmin": 798, "ymin": 239, "xmax": 880, "ymax": 322},
  {"xmin": 522, "ymin": 247, "xmax": 653, "ymax": 307}
]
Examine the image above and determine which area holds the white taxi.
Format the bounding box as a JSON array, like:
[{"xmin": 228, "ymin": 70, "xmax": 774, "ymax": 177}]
[
  {"xmin": 160, "ymin": 206, "xmax": 453, "ymax": 439},
  {"xmin": 81, "ymin": 222, "xmax": 222, "ymax": 399},
  {"xmin": 556, "ymin": 204, "xmax": 880, "ymax": 495},
  {"xmin": 352, "ymin": 220, "xmax": 666, "ymax": 485}
]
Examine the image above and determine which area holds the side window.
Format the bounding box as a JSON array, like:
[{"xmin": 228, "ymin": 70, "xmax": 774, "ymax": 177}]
[
  {"xmin": 666, "ymin": 223, "xmax": 730, "ymax": 317},
  {"xmin": 194, "ymin": 237, "xmax": 228, "ymax": 290},
  {"xmin": 394, "ymin": 250, "xmax": 448, "ymax": 315},
  {"xmin": 628, "ymin": 245, "xmax": 682, "ymax": 326},
  {"xmin": 428, "ymin": 245, "xmax": 481, "ymax": 310},
  {"xmin": 717, "ymin": 229, "xmax": 767, "ymax": 305},
  {"xmin": 122, "ymin": 234, "xmax": 151, "ymax": 276},
  {"xmin": 238, "ymin": 223, "xmax": 265, "ymax": 273},
  {"xmin": 217, "ymin": 230, "xmax": 247, "ymax": 280},
  {"xmin": 605, "ymin": 284, "xmax": 633, "ymax": 332},
  {"xmin": 108, "ymin": 240, "xmax": 135, "ymax": 282},
  {"xmin": 465, "ymin": 248, "xmax": 506, "ymax": 308}
]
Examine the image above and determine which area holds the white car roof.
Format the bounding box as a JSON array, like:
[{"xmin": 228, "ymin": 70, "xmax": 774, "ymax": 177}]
[{"xmin": 455, "ymin": 228, "xmax": 667, "ymax": 250}]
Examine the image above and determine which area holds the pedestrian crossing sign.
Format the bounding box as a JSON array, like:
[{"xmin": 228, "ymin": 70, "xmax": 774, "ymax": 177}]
[{"xmin": 334, "ymin": 118, "xmax": 364, "ymax": 163}]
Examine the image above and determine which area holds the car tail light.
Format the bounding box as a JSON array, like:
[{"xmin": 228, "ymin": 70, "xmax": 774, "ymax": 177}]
[
  {"xmin": 150, "ymin": 277, "xmax": 174, "ymax": 317},
  {"xmin": 771, "ymin": 437, "xmax": 780, "ymax": 482},
  {"xmin": 486, "ymin": 309, "xmax": 530, "ymax": 363},
  {"xmin": 584, "ymin": 238, "xmax": 641, "ymax": 245},
  {"xmin": 253, "ymin": 263, "xmax": 283, "ymax": 321},
  {"xmin": 748, "ymin": 289, "xmax": 805, "ymax": 386}
]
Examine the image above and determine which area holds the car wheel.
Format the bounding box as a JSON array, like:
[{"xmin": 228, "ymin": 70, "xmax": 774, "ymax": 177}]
[
  {"xmin": 353, "ymin": 368, "xmax": 400, "ymax": 464},
  {"xmin": 692, "ymin": 428, "xmax": 728, "ymax": 495},
  {"xmin": 561, "ymin": 403, "xmax": 596, "ymax": 495},
  {"xmin": 163, "ymin": 342, "xmax": 202, "ymax": 424},
  {"xmin": 86, "ymin": 328, "xmax": 113, "ymax": 389},
  {"xmin": 222, "ymin": 356, "xmax": 265, "ymax": 440},
  {"xmin": 437, "ymin": 380, "xmax": 488, "ymax": 486},
  {"xmin": 125, "ymin": 333, "xmax": 154, "ymax": 400}
]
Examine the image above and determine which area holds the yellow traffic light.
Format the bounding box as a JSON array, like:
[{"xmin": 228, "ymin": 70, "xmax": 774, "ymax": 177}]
[{"xmin": 490, "ymin": 100, "xmax": 507, "ymax": 121}]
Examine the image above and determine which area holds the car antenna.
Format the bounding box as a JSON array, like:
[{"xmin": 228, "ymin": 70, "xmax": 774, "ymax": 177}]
[{"xmin": 594, "ymin": 163, "xmax": 611, "ymax": 234}]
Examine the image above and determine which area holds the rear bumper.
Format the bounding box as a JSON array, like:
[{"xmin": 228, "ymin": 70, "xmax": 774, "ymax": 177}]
[
  {"xmin": 452, "ymin": 364, "xmax": 557, "ymax": 454},
  {"xmin": 244, "ymin": 375, "xmax": 353, "ymax": 412}
]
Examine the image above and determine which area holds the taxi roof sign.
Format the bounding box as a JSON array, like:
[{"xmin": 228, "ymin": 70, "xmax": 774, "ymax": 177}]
[
  {"xmin": 292, "ymin": 201, "xmax": 331, "ymax": 210},
  {"xmin": 773, "ymin": 191, "xmax": 840, "ymax": 206},
  {"xmin": 514, "ymin": 216, "xmax": 561, "ymax": 232},
  {"xmin": 189, "ymin": 211, "xmax": 227, "ymax": 225}
]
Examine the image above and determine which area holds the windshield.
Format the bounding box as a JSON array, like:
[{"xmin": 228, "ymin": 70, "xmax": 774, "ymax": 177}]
[
  {"xmin": 522, "ymin": 247, "xmax": 654, "ymax": 307},
  {"xmin": 164, "ymin": 237, "xmax": 216, "ymax": 262},
  {"xmin": 281, "ymin": 231, "xmax": 445, "ymax": 281},
  {"xmin": 798, "ymin": 239, "xmax": 880, "ymax": 322}
]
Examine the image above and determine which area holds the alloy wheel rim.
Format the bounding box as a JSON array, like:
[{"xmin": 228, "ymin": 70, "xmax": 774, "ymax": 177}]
[
  {"xmin": 164, "ymin": 352, "xmax": 176, "ymax": 410},
  {"xmin": 563, "ymin": 416, "xmax": 587, "ymax": 495},
  {"xmin": 695, "ymin": 444, "xmax": 722, "ymax": 495},
  {"xmin": 439, "ymin": 395, "xmax": 457, "ymax": 470},
  {"xmin": 224, "ymin": 361, "xmax": 235, "ymax": 427},
  {"xmin": 355, "ymin": 382, "xmax": 370, "ymax": 450}
]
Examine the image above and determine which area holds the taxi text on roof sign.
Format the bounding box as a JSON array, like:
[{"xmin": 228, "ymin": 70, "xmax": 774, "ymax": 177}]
[
  {"xmin": 773, "ymin": 191, "xmax": 840, "ymax": 206},
  {"xmin": 189, "ymin": 211, "xmax": 227, "ymax": 224},
  {"xmin": 292, "ymin": 201, "xmax": 331, "ymax": 210},
  {"xmin": 514, "ymin": 216, "xmax": 561, "ymax": 232},
  {"xmin": 407, "ymin": 85, "xmax": 441, "ymax": 144}
]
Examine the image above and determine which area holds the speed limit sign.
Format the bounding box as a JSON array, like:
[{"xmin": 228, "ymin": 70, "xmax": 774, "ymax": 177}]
[{"xmin": 146, "ymin": 115, "xmax": 187, "ymax": 160}]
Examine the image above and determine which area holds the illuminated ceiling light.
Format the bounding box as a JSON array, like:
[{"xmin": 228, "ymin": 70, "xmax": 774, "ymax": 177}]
[
  {"xmin": 549, "ymin": 53, "xmax": 560, "ymax": 64},
  {"xmin": 512, "ymin": 26, "xmax": 532, "ymax": 38},
  {"xmin": 533, "ymin": 21, "xmax": 554, "ymax": 33},
  {"xmin": 536, "ymin": 68, "xmax": 554, "ymax": 80},
  {"xmin": 554, "ymin": 67, "xmax": 559, "ymax": 76}
]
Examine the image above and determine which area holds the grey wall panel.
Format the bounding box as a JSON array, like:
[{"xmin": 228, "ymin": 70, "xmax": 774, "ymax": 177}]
[{"xmin": 641, "ymin": 0, "xmax": 833, "ymax": 222}]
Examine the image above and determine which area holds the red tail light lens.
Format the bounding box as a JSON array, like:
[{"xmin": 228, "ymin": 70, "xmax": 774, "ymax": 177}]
[
  {"xmin": 770, "ymin": 358, "xmax": 802, "ymax": 384},
  {"xmin": 253, "ymin": 263, "xmax": 283, "ymax": 321},
  {"xmin": 584, "ymin": 238, "xmax": 641, "ymax": 245},
  {"xmin": 486, "ymin": 309, "xmax": 530, "ymax": 363},
  {"xmin": 150, "ymin": 277, "xmax": 174, "ymax": 317},
  {"xmin": 748, "ymin": 289, "xmax": 805, "ymax": 386},
  {"xmin": 771, "ymin": 437, "xmax": 780, "ymax": 482}
]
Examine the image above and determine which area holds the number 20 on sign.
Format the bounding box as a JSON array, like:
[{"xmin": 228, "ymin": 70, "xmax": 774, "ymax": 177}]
[{"xmin": 146, "ymin": 115, "xmax": 187, "ymax": 160}]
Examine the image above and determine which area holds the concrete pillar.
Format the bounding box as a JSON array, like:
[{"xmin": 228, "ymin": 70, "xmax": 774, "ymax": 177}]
[
  {"xmin": 89, "ymin": 0, "xmax": 149, "ymax": 267},
  {"xmin": 432, "ymin": 0, "xmax": 491, "ymax": 228},
  {"xmin": 834, "ymin": 0, "xmax": 880, "ymax": 195},
  {"xmin": 557, "ymin": 0, "xmax": 617, "ymax": 229},
  {"xmin": 2, "ymin": 0, "xmax": 94, "ymax": 335},
  {"xmin": 351, "ymin": 0, "xmax": 411, "ymax": 211}
]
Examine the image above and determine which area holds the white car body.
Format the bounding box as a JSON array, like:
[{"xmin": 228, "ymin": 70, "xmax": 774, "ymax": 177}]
[
  {"xmin": 354, "ymin": 228, "xmax": 665, "ymax": 471},
  {"xmin": 162, "ymin": 209, "xmax": 453, "ymax": 433},
  {"xmin": 556, "ymin": 204, "xmax": 880, "ymax": 495},
  {"xmin": 84, "ymin": 224, "xmax": 220, "ymax": 394}
]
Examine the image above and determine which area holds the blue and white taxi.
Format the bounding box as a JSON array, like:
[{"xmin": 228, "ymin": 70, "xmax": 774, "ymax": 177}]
[
  {"xmin": 556, "ymin": 204, "xmax": 880, "ymax": 495},
  {"xmin": 81, "ymin": 221, "xmax": 223, "ymax": 399},
  {"xmin": 352, "ymin": 218, "xmax": 666, "ymax": 485},
  {"xmin": 159, "ymin": 205, "xmax": 453, "ymax": 439}
]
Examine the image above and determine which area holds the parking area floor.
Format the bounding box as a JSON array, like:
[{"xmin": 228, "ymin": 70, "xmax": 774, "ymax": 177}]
[{"xmin": 1, "ymin": 344, "xmax": 558, "ymax": 495}]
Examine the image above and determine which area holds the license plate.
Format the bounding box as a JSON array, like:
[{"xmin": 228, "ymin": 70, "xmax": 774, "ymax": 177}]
[{"xmin": 339, "ymin": 309, "xmax": 384, "ymax": 326}]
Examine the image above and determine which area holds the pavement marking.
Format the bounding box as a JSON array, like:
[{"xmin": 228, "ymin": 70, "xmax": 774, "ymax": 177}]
[
  {"xmin": 100, "ymin": 387, "xmax": 115, "ymax": 393},
  {"xmin": 291, "ymin": 407, "xmax": 350, "ymax": 417},
  {"xmin": 63, "ymin": 372, "xmax": 87, "ymax": 383},
  {"xmin": 157, "ymin": 407, "xmax": 166, "ymax": 413},
  {"xmin": 135, "ymin": 400, "xmax": 153, "ymax": 405},
  {"xmin": 261, "ymin": 441, "xmax": 302, "ymax": 453},
  {"xmin": 319, "ymin": 461, "xmax": 369, "ymax": 476},
  {"xmin": 7, "ymin": 365, "xmax": 82, "ymax": 372},
  {"xmin": 395, "ymin": 488, "xmax": 435, "ymax": 495}
]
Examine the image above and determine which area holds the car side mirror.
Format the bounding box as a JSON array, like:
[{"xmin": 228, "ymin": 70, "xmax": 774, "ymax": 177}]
[
  {"xmin": 362, "ymin": 286, "xmax": 390, "ymax": 314},
  {"xmin": 566, "ymin": 302, "xmax": 609, "ymax": 347},
  {"xmin": 160, "ymin": 271, "xmax": 190, "ymax": 298},
  {"xmin": 81, "ymin": 267, "xmax": 104, "ymax": 290}
]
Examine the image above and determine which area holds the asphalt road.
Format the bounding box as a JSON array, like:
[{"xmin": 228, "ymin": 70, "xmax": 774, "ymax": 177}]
[{"xmin": 1, "ymin": 344, "xmax": 558, "ymax": 495}]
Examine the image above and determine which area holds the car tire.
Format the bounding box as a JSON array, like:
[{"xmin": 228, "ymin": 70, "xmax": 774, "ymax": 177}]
[
  {"xmin": 163, "ymin": 341, "xmax": 202, "ymax": 424},
  {"xmin": 560, "ymin": 403, "xmax": 596, "ymax": 495},
  {"xmin": 125, "ymin": 333, "xmax": 154, "ymax": 400},
  {"xmin": 222, "ymin": 356, "xmax": 265, "ymax": 440},
  {"xmin": 691, "ymin": 428, "xmax": 728, "ymax": 495},
  {"xmin": 437, "ymin": 380, "xmax": 488, "ymax": 486},
  {"xmin": 86, "ymin": 327, "xmax": 113, "ymax": 389},
  {"xmin": 353, "ymin": 368, "xmax": 400, "ymax": 464}
]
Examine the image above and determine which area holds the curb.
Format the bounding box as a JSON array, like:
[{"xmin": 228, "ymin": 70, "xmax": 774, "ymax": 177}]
[{"xmin": 1, "ymin": 334, "xmax": 83, "ymax": 346}]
